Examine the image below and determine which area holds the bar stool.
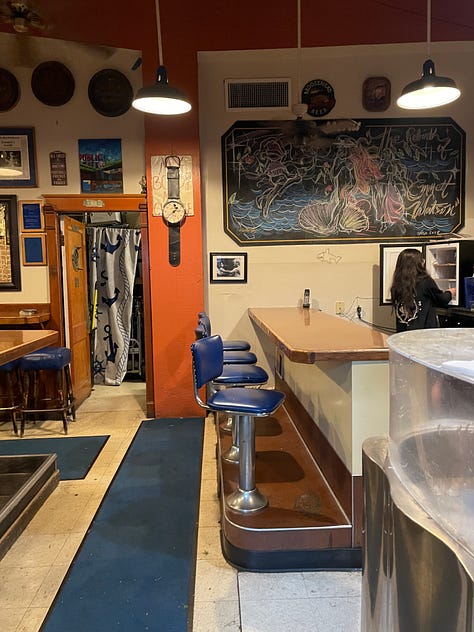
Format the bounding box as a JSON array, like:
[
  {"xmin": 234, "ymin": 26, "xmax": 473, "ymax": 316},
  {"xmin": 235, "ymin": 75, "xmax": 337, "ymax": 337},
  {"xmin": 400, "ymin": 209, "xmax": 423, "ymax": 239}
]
[
  {"xmin": 211, "ymin": 362, "xmax": 269, "ymax": 464},
  {"xmin": 191, "ymin": 334, "xmax": 285, "ymax": 513},
  {"xmin": 195, "ymin": 325, "xmax": 257, "ymax": 364},
  {"xmin": 198, "ymin": 312, "xmax": 251, "ymax": 351},
  {"xmin": 0, "ymin": 359, "xmax": 21, "ymax": 435},
  {"xmin": 19, "ymin": 346, "xmax": 75, "ymax": 436}
]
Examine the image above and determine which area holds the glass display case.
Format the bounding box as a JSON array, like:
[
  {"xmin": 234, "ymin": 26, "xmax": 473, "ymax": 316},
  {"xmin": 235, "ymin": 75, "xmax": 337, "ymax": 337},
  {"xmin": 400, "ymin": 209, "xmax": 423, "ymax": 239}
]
[
  {"xmin": 388, "ymin": 328, "xmax": 474, "ymax": 556},
  {"xmin": 362, "ymin": 328, "xmax": 474, "ymax": 632}
]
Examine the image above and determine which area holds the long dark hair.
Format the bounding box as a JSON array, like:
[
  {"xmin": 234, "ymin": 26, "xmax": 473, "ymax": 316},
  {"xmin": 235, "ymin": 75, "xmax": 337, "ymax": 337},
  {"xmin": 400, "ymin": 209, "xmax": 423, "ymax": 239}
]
[{"xmin": 390, "ymin": 248, "xmax": 428, "ymax": 315}]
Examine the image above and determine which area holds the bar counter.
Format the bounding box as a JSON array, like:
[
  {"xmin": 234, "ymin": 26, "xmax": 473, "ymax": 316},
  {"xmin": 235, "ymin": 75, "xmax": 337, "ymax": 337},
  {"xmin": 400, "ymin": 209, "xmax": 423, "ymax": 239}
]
[
  {"xmin": 248, "ymin": 307, "xmax": 388, "ymax": 362},
  {"xmin": 0, "ymin": 329, "xmax": 59, "ymax": 365},
  {"xmin": 217, "ymin": 308, "xmax": 390, "ymax": 570}
]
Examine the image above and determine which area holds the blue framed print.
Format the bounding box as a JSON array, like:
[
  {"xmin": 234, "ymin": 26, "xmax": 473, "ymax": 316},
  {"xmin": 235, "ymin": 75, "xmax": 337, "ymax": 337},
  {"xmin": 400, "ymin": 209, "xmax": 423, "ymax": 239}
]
[
  {"xmin": 21, "ymin": 234, "xmax": 46, "ymax": 266},
  {"xmin": 19, "ymin": 200, "xmax": 44, "ymax": 232}
]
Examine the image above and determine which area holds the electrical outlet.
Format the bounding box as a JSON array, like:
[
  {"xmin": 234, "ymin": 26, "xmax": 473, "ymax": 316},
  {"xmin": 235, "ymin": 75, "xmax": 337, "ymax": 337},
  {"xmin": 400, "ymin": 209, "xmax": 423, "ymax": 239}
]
[{"xmin": 335, "ymin": 301, "xmax": 345, "ymax": 315}]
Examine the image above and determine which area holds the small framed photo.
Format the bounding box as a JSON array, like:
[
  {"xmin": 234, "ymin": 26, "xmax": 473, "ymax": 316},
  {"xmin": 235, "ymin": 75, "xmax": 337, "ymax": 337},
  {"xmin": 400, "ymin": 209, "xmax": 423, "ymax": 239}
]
[
  {"xmin": 210, "ymin": 252, "xmax": 247, "ymax": 284},
  {"xmin": 0, "ymin": 127, "xmax": 37, "ymax": 187},
  {"xmin": 19, "ymin": 200, "xmax": 44, "ymax": 232},
  {"xmin": 21, "ymin": 234, "xmax": 47, "ymax": 266}
]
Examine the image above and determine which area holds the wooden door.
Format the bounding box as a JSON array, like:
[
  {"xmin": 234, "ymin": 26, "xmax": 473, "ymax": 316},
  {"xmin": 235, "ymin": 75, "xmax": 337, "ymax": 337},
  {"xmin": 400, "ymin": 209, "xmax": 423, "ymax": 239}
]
[{"xmin": 62, "ymin": 216, "xmax": 92, "ymax": 405}]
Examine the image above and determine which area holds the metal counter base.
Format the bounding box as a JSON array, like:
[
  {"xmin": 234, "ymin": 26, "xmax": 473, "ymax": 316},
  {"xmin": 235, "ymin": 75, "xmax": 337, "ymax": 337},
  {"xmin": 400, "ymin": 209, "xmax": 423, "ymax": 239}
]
[{"xmin": 362, "ymin": 437, "xmax": 474, "ymax": 632}]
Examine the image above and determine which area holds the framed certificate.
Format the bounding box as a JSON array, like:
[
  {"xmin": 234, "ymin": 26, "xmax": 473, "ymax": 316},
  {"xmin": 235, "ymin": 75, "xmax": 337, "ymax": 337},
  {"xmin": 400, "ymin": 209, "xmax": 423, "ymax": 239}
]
[
  {"xmin": 21, "ymin": 234, "xmax": 47, "ymax": 266},
  {"xmin": 19, "ymin": 200, "xmax": 44, "ymax": 232}
]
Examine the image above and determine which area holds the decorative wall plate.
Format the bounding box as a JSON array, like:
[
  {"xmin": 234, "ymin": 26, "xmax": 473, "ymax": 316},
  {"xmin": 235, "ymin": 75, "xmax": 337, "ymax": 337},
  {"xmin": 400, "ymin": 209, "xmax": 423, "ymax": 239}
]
[
  {"xmin": 31, "ymin": 61, "xmax": 75, "ymax": 106},
  {"xmin": 362, "ymin": 76, "xmax": 391, "ymax": 111},
  {"xmin": 301, "ymin": 79, "xmax": 336, "ymax": 117},
  {"xmin": 88, "ymin": 69, "xmax": 133, "ymax": 117},
  {"xmin": 0, "ymin": 68, "xmax": 20, "ymax": 111}
]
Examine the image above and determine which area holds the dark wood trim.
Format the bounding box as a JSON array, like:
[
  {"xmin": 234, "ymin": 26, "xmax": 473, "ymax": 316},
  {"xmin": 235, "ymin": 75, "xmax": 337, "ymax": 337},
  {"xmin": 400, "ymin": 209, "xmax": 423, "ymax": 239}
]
[{"xmin": 42, "ymin": 195, "xmax": 154, "ymax": 417}]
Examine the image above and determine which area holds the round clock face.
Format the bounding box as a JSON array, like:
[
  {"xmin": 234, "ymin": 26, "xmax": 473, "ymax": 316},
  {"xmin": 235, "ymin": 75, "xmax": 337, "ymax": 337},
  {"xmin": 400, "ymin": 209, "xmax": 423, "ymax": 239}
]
[{"xmin": 163, "ymin": 200, "xmax": 185, "ymax": 224}]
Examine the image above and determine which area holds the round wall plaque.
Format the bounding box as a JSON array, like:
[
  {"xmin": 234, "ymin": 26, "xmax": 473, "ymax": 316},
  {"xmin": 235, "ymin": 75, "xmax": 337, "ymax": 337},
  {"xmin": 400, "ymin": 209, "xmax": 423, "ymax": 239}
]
[
  {"xmin": 88, "ymin": 69, "xmax": 133, "ymax": 117},
  {"xmin": 0, "ymin": 68, "xmax": 20, "ymax": 111},
  {"xmin": 31, "ymin": 61, "xmax": 75, "ymax": 106},
  {"xmin": 301, "ymin": 79, "xmax": 336, "ymax": 117}
]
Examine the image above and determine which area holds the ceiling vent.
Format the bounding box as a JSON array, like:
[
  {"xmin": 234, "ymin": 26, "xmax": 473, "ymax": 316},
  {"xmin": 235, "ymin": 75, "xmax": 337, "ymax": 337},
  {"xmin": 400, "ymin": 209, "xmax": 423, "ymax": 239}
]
[{"xmin": 225, "ymin": 78, "xmax": 291, "ymax": 111}]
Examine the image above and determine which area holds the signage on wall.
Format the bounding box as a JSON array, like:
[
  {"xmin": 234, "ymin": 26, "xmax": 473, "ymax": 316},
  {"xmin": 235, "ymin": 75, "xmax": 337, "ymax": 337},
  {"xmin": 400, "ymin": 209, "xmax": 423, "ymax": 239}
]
[
  {"xmin": 50, "ymin": 150, "xmax": 67, "ymax": 186},
  {"xmin": 301, "ymin": 79, "xmax": 336, "ymax": 117}
]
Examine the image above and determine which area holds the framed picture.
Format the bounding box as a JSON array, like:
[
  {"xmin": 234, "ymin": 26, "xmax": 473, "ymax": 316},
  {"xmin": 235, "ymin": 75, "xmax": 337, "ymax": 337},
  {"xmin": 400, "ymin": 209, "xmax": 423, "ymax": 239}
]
[
  {"xmin": 0, "ymin": 127, "xmax": 37, "ymax": 187},
  {"xmin": 78, "ymin": 138, "xmax": 123, "ymax": 193},
  {"xmin": 19, "ymin": 200, "xmax": 44, "ymax": 232},
  {"xmin": 21, "ymin": 234, "xmax": 47, "ymax": 266},
  {"xmin": 0, "ymin": 194, "xmax": 21, "ymax": 290},
  {"xmin": 210, "ymin": 252, "xmax": 247, "ymax": 283}
]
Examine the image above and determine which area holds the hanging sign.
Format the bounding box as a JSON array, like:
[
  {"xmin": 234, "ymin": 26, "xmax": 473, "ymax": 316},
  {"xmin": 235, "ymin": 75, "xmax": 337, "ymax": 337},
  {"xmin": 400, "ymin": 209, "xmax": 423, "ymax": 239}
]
[{"xmin": 50, "ymin": 150, "xmax": 67, "ymax": 186}]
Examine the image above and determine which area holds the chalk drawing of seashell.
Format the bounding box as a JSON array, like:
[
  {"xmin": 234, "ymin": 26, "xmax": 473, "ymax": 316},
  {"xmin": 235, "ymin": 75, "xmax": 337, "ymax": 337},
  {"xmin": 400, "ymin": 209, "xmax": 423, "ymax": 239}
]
[
  {"xmin": 298, "ymin": 202, "xmax": 336, "ymax": 235},
  {"xmin": 338, "ymin": 201, "xmax": 370, "ymax": 233}
]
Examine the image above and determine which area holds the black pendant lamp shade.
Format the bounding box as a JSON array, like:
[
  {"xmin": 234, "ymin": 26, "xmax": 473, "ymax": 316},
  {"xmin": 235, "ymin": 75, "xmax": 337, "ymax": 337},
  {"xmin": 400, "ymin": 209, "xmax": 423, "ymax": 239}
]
[
  {"xmin": 397, "ymin": 59, "xmax": 460, "ymax": 110},
  {"xmin": 132, "ymin": 65, "xmax": 191, "ymax": 115}
]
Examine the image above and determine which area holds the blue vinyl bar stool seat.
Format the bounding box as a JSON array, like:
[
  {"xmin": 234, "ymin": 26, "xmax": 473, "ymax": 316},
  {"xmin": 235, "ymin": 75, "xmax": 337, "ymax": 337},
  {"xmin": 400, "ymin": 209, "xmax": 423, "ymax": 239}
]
[
  {"xmin": 19, "ymin": 346, "xmax": 76, "ymax": 436},
  {"xmin": 195, "ymin": 325, "xmax": 257, "ymax": 365},
  {"xmin": 0, "ymin": 359, "xmax": 22, "ymax": 435},
  {"xmin": 191, "ymin": 334, "xmax": 285, "ymax": 513},
  {"xmin": 198, "ymin": 311, "xmax": 251, "ymax": 351}
]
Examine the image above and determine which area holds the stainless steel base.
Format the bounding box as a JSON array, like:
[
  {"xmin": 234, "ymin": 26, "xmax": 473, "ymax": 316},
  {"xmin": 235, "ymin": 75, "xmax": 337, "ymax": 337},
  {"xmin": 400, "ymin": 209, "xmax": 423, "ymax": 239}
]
[
  {"xmin": 226, "ymin": 487, "xmax": 268, "ymax": 513},
  {"xmin": 222, "ymin": 444, "xmax": 239, "ymax": 463}
]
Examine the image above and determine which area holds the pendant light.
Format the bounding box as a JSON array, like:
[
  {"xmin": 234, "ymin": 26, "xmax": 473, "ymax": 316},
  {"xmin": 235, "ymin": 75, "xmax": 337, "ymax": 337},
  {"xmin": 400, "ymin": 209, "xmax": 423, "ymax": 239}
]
[
  {"xmin": 132, "ymin": 0, "xmax": 191, "ymax": 115},
  {"xmin": 397, "ymin": 0, "xmax": 460, "ymax": 109}
]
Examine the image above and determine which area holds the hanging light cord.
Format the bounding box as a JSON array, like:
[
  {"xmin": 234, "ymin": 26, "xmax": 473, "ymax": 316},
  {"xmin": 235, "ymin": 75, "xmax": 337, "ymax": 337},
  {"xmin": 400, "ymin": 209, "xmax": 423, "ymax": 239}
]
[
  {"xmin": 154, "ymin": 0, "xmax": 163, "ymax": 67},
  {"xmin": 426, "ymin": 0, "xmax": 431, "ymax": 57},
  {"xmin": 296, "ymin": 0, "xmax": 301, "ymax": 94}
]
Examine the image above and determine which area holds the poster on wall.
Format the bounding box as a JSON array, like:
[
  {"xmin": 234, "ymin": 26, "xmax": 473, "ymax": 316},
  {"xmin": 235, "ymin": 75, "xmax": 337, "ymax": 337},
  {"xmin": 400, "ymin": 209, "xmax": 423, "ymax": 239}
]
[
  {"xmin": 221, "ymin": 118, "xmax": 465, "ymax": 246},
  {"xmin": 78, "ymin": 138, "xmax": 123, "ymax": 193}
]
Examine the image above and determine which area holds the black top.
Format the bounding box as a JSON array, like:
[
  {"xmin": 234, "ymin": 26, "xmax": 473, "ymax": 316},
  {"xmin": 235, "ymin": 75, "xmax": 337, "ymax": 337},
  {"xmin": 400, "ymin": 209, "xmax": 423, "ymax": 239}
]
[{"xmin": 395, "ymin": 276, "xmax": 453, "ymax": 332}]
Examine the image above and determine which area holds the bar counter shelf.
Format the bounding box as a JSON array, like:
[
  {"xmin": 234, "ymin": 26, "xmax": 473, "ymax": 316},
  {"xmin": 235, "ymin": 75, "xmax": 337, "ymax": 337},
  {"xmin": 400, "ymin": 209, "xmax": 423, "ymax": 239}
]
[{"xmin": 216, "ymin": 307, "xmax": 389, "ymax": 571}]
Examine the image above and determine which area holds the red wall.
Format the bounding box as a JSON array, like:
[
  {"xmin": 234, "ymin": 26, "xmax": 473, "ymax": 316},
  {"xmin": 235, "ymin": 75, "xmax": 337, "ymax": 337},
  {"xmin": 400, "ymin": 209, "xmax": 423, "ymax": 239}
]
[{"xmin": 3, "ymin": 0, "xmax": 473, "ymax": 416}]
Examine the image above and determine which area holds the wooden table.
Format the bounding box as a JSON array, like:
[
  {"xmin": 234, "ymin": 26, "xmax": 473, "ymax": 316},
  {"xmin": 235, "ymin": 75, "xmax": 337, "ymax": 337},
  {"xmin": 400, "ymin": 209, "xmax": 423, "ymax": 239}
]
[{"xmin": 0, "ymin": 330, "xmax": 59, "ymax": 365}]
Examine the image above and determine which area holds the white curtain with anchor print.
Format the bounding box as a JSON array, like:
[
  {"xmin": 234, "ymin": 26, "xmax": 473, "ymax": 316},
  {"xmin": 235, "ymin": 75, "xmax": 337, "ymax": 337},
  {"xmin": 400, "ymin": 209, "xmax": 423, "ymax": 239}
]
[{"xmin": 88, "ymin": 227, "xmax": 142, "ymax": 385}]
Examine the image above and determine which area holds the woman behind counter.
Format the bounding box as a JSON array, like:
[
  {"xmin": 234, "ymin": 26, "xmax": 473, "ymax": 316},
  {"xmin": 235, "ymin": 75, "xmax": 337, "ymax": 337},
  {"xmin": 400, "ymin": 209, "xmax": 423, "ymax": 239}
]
[{"xmin": 390, "ymin": 248, "xmax": 456, "ymax": 332}]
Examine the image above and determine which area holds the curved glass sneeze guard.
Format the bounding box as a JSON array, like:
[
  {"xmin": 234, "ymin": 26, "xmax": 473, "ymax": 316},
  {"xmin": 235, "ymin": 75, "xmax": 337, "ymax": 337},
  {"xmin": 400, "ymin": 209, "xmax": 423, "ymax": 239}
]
[{"xmin": 388, "ymin": 328, "xmax": 474, "ymax": 559}]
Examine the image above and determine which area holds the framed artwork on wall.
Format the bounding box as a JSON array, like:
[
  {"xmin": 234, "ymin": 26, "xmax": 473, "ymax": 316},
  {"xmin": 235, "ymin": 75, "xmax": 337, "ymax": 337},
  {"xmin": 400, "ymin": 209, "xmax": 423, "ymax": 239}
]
[
  {"xmin": 21, "ymin": 234, "xmax": 47, "ymax": 266},
  {"xmin": 0, "ymin": 194, "xmax": 21, "ymax": 290},
  {"xmin": 210, "ymin": 252, "xmax": 247, "ymax": 283},
  {"xmin": 19, "ymin": 200, "xmax": 44, "ymax": 232},
  {"xmin": 0, "ymin": 127, "xmax": 37, "ymax": 187}
]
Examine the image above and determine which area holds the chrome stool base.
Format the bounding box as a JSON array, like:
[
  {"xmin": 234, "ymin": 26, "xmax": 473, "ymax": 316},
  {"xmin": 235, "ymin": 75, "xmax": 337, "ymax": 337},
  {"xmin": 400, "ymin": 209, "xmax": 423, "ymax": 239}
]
[{"xmin": 226, "ymin": 487, "xmax": 268, "ymax": 513}]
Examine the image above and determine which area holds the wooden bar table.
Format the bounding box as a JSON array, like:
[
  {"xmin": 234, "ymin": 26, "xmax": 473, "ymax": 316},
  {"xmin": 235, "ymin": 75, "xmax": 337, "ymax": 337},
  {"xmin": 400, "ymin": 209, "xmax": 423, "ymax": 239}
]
[
  {"xmin": 216, "ymin": 307, "xmax": 390, "ymax": 571},
  {"xmin": 0, "ymin": 329, "xmax": 59, "ymax": 365}
]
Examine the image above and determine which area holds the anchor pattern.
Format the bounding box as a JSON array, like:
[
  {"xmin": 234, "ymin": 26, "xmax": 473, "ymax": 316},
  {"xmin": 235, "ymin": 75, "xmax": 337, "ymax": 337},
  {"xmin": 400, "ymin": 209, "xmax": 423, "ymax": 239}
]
[{"xmin": 88, "ymin": 227, "xmax": 142, "ymax": 386}]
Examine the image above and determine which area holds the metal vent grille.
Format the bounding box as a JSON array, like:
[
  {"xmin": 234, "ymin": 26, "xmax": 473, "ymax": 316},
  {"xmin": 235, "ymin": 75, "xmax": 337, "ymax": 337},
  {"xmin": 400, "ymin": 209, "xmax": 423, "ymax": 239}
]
[{"xmin": 225, "ymin": 79, "xmax": 290, "ymax": 110}]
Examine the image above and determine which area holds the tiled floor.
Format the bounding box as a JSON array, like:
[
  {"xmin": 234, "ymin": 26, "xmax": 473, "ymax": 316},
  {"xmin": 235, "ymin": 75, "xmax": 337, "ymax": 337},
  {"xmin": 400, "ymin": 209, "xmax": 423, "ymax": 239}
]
[{"xmin": 0, "ymin": 382, "xmax": 361, "ymax": 632}]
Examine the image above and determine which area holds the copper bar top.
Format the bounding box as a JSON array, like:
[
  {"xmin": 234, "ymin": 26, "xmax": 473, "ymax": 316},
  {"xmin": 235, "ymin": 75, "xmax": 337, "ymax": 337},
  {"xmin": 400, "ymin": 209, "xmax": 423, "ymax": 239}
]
[
  {"xmin": 248, "ymin": 307, "xmax": 389, "ymax": 363},
  {"xmin": 0, "ymin": 329, "xmax": 59, "ymax": 365}
]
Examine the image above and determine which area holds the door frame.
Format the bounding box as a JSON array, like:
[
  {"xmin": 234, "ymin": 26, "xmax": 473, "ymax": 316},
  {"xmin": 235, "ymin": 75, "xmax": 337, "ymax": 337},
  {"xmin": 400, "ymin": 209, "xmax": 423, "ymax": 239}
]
[{"xmin": 42, "ymin": 193, "xmax": 154, "ymax": 417}]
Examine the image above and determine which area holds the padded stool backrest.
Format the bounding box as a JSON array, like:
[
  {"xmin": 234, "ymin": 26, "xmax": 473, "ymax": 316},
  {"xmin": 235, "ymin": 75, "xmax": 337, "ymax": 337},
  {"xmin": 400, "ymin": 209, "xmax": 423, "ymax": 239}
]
[
  {"xmin": 198, "ymin": 313, "xmax": 212, "ymax": 336},
  {"xmin": 195, "ymin": 324, "xmax": 206, "ymax": 340},
  {"xmin": 191, "ymin": 335, "xmax": 224, "ymax": 390}
]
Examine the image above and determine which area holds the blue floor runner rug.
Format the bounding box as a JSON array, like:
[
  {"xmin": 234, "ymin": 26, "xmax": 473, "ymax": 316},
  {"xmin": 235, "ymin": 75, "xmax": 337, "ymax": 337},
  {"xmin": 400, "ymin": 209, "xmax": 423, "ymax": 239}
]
[
  {"xmin": 41, "ymin": 417, "xmax": 204, "ymax": 632},
  {"xmin": 0, "ymin": 436, "xmax": 109, "ymax": 480}
]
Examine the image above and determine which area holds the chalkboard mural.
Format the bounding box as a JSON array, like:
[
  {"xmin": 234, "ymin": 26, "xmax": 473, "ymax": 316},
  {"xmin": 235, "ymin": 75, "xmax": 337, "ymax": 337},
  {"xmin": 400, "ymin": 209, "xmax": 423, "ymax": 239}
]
[{"xmin": 221, "ymin": 118, "xmax": 465, "ymax": 245}]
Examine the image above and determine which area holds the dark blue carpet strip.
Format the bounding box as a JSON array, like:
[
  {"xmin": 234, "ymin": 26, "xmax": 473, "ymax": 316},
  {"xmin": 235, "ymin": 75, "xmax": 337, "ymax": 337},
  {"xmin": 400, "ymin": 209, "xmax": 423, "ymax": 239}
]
[
  {"xmin": 40, "ymin": 418, "xmax": 204, "ymax": 632},
  {"xmin": 0, "ymin": 436, "xmax": 109, "ymax": 480}
]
